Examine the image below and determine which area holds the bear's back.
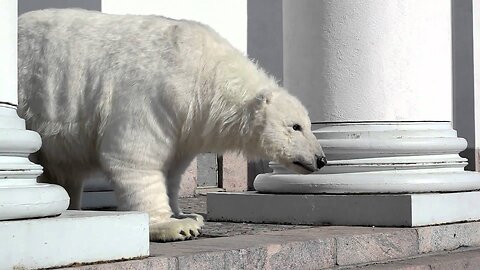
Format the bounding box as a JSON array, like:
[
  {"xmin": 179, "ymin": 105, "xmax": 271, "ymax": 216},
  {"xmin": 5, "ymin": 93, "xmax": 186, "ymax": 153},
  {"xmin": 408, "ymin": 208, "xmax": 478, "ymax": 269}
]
[{"xmin": 17, "ymin": 9, "xmax": 233, "ymax": 132}]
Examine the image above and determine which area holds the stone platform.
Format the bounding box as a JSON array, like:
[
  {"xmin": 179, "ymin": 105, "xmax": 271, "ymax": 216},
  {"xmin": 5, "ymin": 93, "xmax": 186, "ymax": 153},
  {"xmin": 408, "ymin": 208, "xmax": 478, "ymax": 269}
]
[
  {"xmin": 54, "ymin": 196, "xmax": 480, "ymax": 270},
  {"xmin": 207, "ymin": 191, "xmax": 480, "ymax": 226}
]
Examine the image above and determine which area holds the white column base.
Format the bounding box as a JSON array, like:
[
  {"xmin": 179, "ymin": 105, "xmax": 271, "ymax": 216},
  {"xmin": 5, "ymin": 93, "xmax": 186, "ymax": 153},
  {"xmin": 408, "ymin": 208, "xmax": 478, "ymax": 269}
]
[
  {"xmin": 207, "ymin": 191, "xmax": 480, "ymax": 227},
  {"xmin": 255, "ymin": 122, "xmax": 480, "ymax": 194},
  {"xmin": 0, "ymin": 210, "xmax": 149, "ymax": 270},
  {"xmin": 0, "ymin": 183, "xmax": 69, "ymax": 220},
  {"xmin": 205, "ymin": 122, "xmax": 480, "ymax": 227},
  {"xmin": 0, "ymin": 104, "xmax": 70, "ymax": 220}
]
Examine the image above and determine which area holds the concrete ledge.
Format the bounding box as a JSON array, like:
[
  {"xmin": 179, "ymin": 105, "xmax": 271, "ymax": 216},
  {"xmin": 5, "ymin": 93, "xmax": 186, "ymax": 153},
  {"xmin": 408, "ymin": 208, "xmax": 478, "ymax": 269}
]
[
  {"xmin": 1, "ymin": 211, "xmax": 149, "ymax": 270},
  {"xmin": 207, "ymin": 191, "xmax": 480, "ymax": 226},
  {"xmin": 62, "ymin": 221, "xmax": 480, "ymax": 269}
]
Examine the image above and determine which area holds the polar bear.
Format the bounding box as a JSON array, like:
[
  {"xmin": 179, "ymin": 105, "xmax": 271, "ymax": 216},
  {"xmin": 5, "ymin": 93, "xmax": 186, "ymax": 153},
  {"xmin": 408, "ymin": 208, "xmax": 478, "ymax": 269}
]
[{"xmin": 17, "ymin": 9, "xmax": 327, "ymax": 242}]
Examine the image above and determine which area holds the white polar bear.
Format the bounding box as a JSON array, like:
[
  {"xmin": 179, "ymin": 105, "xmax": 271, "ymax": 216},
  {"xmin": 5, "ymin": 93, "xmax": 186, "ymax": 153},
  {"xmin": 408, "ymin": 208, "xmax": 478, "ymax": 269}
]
[{"xmin": 17, "ymin": 9, "xmax": 327, "ymax": 242}]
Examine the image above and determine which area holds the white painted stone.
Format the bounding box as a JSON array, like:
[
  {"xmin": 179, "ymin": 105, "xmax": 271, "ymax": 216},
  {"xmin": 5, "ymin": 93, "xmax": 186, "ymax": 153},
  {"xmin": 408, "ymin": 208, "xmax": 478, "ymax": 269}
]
[
  {"xmin": 0, "ymin": 0, "xmax": 18, "ymax": 105},
  {"xmin": 255, "ymin": 122, "xmax": 480, "ymax": 194},
  {"xmin": 0, "ymin": 3, "xmax": 149, "ymax": 269},
  {"xmin": 207, "ymin": 191, "xmax": 480, "ymax": 227},
  {"xmin": 226, "ymin": 0, "xmax": 480, "ymax": 229},
  {"xmin": 0, "ymin": 0, "xmax": 69, "ymax": 222},
  {"xmin": 253, "ymin": 0, "xmax": 480, "ymax": 195},
  {"xmin": 474, "ymin": 0, "xmax": 480, "ymax": 170},
  {"xmin": 0, "ymin": 97, "xmax": 70, "ymax": 222},
  {"xmin": 283, "ymin": 0, "xmax": 452, "ymax": 122},
  {"xmin": 0, "ymin": 211, "xmax": 149, "ymax": 270}
]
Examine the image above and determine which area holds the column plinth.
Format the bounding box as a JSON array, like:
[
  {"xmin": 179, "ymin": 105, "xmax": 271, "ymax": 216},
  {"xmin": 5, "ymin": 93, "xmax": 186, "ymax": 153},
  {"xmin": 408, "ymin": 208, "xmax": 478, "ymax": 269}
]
[
  {"xmin": 207, "ymin": 0, "xmax": 480, "ymax": 227},
  {"xmin": 256, "ymin": 122, "xmax": 480, "ymax": 194},
  {"xmin": 0, "ymin": 104, "xmax": 70, "ymax": 220}
]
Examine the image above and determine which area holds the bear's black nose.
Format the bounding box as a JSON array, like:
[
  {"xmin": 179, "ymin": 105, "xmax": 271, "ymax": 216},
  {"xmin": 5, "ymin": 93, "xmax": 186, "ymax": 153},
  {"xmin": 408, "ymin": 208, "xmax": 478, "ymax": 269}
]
[{"xmin": 316, "ymin": 155, "xmax": 327, "ymax": 169}]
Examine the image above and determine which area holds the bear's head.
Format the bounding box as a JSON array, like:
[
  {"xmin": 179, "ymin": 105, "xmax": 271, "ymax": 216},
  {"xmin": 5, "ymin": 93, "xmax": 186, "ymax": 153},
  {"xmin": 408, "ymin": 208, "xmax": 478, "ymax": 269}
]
[{"xmin": 249, "ymin": 89, "xmax": 327, "ymax": 174}]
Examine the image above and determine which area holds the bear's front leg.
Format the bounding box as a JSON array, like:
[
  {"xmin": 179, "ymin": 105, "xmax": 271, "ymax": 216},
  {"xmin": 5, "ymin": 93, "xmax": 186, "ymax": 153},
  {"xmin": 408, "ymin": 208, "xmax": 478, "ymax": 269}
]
[{"xmin": 105, "ymin": 163, "xmax": 204, "ymax": 242}]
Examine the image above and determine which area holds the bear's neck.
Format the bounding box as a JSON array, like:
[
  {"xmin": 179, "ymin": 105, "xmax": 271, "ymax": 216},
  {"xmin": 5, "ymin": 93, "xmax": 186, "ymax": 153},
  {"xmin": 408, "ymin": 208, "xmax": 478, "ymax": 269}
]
[
  {"xmin": 184, "ymin": 68, "xmax": 273, "ymax": 157},
  {"xmin": 179, "ymin": 47, "xmax": 278, "ymax": 158}
]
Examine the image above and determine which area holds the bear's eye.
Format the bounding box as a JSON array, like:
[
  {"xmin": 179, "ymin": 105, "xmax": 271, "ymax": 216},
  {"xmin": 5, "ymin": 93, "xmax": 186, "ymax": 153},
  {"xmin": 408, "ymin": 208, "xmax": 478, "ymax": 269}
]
[{"xmin": 292, "ymin": 124, "xmax": 302, "ymax": 131}]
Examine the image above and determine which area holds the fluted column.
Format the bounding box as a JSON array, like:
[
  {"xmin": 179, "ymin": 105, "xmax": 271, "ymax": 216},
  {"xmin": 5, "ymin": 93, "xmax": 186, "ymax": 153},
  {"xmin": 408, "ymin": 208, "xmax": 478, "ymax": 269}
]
[
  {"xmin": 255, "ymin": 0, "xmax": 480, "ymax": 195},
  {"xmin": 0, "ymin": 0, "xmax": 69, "ymax": 220}
]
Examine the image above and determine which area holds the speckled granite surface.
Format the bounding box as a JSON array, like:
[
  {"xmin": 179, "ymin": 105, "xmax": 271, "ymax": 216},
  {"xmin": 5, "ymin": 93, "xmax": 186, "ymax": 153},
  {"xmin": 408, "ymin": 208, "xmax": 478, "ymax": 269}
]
[{"xmin": 179, "ymin": 195, "xmax": 313, "ymax": 238}]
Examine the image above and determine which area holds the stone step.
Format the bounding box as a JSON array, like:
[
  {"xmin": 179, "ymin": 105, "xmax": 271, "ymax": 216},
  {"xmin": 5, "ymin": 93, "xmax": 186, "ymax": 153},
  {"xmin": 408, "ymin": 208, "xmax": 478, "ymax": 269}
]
[
  {"xmin": 343, "ymin": 248, "xmax": 480, "ymax": 269},
  {"xmin": 61, "ymin": 220, "xmax": 480, "ymax": 270}
]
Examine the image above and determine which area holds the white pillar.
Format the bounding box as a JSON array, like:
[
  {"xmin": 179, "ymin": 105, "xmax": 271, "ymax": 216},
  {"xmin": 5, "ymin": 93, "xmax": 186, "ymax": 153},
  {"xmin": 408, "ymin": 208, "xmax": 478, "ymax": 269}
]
[
  {"xmin": 0, "ymin": 2, "xmax": 149, "ymax": 268},
  {"xmin": 251, "ymin": 0, "xmax": 480, "ymax": 226},
  {"xmin": 0, "ymin": 0, "xmax": 69, "ymax": 220},
  {"xmin": 474, "ymin": 0, "xmax": 480, "ymax": 171}
]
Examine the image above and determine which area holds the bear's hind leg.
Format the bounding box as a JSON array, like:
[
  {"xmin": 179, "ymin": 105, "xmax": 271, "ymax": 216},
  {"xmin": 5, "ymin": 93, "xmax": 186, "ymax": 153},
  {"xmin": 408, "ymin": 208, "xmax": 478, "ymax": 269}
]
[
  {"xmin": 38, "ymin": 168, "xmax": 86, "ymax": 210},
  {"xmin": 105, "ymin": 164, "xmax": 203, "ymax": 242},
  {"xmin": 167, "ymin": 159, "xmax": 205, "ymax": 223}
]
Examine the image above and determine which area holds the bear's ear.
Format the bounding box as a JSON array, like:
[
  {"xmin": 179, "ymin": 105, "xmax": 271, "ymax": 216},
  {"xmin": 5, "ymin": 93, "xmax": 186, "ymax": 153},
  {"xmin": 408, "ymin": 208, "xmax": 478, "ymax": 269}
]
[{"xmin": 255, "ymin": 89, "xmax": 273, "ymax": 105}]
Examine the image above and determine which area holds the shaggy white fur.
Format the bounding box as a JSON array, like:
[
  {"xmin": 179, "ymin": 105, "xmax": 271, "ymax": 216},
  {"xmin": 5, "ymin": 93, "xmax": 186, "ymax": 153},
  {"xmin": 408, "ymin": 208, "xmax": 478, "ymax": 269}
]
[{"xmin": 17, "ymin": 9, "xmax": 325, "ymax": 242}]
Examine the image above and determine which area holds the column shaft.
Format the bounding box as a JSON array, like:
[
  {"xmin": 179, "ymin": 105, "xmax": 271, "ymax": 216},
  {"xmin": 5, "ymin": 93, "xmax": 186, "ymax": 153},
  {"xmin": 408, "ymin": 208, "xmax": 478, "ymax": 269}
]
[
  {"xmin": 0, "ymin": 0, "xmax": 69, "ymax": 220},
  {"xmin": 255, "ymin": 0, "xmax": 480, "ymax": 194}
]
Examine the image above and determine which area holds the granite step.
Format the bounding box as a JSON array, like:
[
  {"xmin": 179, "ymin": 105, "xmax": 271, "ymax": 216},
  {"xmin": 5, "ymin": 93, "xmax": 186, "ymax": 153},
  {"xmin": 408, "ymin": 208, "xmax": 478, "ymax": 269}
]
[
  {"xmin": 61, "ymin": 220, "xmax": 480, "ymax": 270},
  {"xmin": 343, "ymin": 247, "xmax": 480, "ymax": 269}
]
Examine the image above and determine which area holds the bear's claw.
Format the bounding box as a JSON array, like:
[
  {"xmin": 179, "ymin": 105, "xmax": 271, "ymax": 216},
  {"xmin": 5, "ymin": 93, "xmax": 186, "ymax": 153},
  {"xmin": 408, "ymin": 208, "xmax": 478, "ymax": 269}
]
[{"xmin": 149, "ymin": 214, "xmax": 204, "ymax": 242}]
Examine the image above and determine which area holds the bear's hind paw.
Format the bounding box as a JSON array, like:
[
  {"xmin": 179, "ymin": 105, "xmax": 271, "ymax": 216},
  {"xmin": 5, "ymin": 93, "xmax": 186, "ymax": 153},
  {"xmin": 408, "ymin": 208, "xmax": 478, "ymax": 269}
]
[{"xmin": 150, "ymin": 216, "xmax": 204, "ymax": 242}]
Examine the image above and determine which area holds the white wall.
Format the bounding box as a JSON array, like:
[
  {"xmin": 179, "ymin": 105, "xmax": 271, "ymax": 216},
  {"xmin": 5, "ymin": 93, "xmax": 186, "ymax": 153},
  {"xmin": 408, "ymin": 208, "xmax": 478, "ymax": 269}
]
[{"xmin": 101, "ymin": 0, "xmax": 247, "ymax": 53}]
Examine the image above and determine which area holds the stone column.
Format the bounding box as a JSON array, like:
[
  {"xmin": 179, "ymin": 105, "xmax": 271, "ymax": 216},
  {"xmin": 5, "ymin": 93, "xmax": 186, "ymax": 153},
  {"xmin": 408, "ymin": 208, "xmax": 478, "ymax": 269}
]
[
  {"xmin": 252, "ymin": 0, "xmax": 480, "ymax": 225},
  {"xmin": 474, "ymin": 0, "xmax": 480, "ymax": 170},
  {"xmin": 0, "ymin": 2, "xmax": 149, "ymax": 268},
  {"xmin": 208, "ymin": 0, "xmax": 480, "ymax": 226},
  {"xmin": 0, "ymin": 0, "xmax": 69, "ymax": 220}
]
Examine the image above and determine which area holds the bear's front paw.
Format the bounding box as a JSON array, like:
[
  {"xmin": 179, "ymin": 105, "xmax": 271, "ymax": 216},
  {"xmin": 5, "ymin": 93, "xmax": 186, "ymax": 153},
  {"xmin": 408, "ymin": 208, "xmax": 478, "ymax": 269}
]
[{"xmin": 149, "ymin": 215, "xmax": 204, "ymax": 242}]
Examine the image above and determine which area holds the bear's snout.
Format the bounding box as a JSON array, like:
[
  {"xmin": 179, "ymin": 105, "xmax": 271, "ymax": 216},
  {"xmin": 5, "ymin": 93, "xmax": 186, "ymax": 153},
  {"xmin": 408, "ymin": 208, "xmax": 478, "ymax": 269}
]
[{"xmin": 316, "ymin": 155, "xmax": 327, "ymax": 169}]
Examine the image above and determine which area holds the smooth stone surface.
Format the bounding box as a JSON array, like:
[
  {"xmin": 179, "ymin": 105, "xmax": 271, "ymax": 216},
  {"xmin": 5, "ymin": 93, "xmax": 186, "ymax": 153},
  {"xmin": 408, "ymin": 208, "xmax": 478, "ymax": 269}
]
[
  {"xmin": 256, "ymin": 122, "xmax": 480, "ymax": 195},
  {"xmin": 0, "ymin": 183, "xmax": 69, "ymax": 220},
  {"xmin": 0, "ymin": 210, "xmax": 149, "ymax": 270},
  {"xmin": 284, "ymin": 0, "xmax": 452, "ymax": 122},
  {"xmin": 207, "ymin": 191, "xmax": 480, "ymax": 227},
  {"xmin": 254, "ymin": 171, "xmax": 480, "ymax": 194}
]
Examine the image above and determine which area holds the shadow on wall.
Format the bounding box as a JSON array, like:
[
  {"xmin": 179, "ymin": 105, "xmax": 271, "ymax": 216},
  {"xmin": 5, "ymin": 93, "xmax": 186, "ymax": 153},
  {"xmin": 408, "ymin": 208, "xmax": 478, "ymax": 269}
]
[
  {"xmin": 18, "ymin": 0, "xmax": 101, "ymax": 15},
  {"xmin": 452, "ymin": 0, "xmax": 476, "ymax": 171},
  {"xmin": 246, "ymin": 0, "xmax": 283, "ymax": 186}
]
